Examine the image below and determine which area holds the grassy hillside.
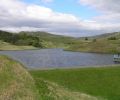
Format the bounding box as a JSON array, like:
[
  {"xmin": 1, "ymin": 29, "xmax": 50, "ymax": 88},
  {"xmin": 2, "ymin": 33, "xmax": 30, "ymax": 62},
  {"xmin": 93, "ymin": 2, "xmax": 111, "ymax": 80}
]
[
  {"xmin": 20, "ymin": 31, "xmax": 76, "ymax": 48},
  {"xmin": 0, "ymin": 40, "xmax": 36, "ymax": 50},
  {"xmin": 91, "ymin": 32, "xmax": 120, "ymax": 39},
  {"xmin": 66, "ymin": 32, "xmax": 120, "ymax": 53},
  {"xmin": 30, "ymin": 66, "xmax": 120, "ymax": 100},
  {"xmin": 0, "ymin": 30, "xmax": 120, "ymax": 53},
  {"xmin": 0, "ymin": 56, "xmax": 39, "ymax": 100},
  {"xmin": 66, "ymin": 39, "xmax": 120, "ymax": 53},
  {"xmin": 0, "ymin": 30, "xmax": 75, "ymax": 49}
]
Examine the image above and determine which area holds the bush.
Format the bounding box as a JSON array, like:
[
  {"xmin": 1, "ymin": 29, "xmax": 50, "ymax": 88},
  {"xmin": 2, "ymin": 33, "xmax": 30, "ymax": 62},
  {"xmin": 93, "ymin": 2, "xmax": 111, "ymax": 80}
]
[
  {"xmin": 0, "ymin": 30, "xmax": 43, "ymax": 48},
  {"xmin": 85, "ymin": 37, "xmax": 88, "ymax": 40},
  {"xmin": 93, "ymin": 39, "xmax": 97, "ymax": 42},
  {"xmin": 108, "ymin": 37, "xmax": 117, "ymax": 40}
]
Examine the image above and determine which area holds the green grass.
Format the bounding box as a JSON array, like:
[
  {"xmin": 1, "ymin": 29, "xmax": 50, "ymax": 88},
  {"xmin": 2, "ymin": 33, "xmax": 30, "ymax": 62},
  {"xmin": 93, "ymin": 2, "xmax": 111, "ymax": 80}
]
[
  {"xmin": 30, "ymin": 67, "xmax": 120, "ymax": 100},
  {"xmin": 0, "ymin": 55, "xmax": 100, "ymax": 100},
  {"xmin": 1, "ymin": 55, "xmax": 120, "ymax": 100},
  {"xmin": 0, "ymin": 40, "xmax": 37, "ymax": 50},
  {"xmin": 0, "ymin": 55, "xmax": 39, "ymax": 100}
]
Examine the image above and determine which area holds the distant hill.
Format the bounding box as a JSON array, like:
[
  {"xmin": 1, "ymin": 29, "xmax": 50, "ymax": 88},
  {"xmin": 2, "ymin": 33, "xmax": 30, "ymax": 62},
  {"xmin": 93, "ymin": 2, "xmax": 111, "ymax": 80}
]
[
  {"xmin": 90, "ymin": 32, "xmax": 120, "ymax": 39},
  {"xmin": 19, "ymin": 31, "xmax": 76, "ymax": 46},
  {"xmin": 67, "ymin": 32, "xmax": 120, "ymax": 54},
  {"xmin": 0, "ymin": 30, "xmax": 76, "ymax": 49},
  {"xmin": 0, "ymin": 30, "xmax": 120, "ymax": 53},
  {"xmin": 0, "ymin": 30, "xmax": 45, "ymax": 48},
  {"xmin": 19, "ymin": 31, "xmax": 77, "ymax": 48}
]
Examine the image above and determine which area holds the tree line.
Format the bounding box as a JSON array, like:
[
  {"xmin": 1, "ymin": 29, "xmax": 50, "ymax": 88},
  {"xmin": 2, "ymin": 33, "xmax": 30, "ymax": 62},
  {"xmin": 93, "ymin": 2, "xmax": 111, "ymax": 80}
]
[{"xmin": 0, "ymin": 30, "xmax": 43, "ymax": 48}]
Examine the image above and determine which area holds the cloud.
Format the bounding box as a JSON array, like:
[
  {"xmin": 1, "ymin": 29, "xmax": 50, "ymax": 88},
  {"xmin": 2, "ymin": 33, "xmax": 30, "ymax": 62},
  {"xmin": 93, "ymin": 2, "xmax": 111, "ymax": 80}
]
[
  {"xmin": 80, "ymin": 0, "xmax": 120, "ymax": 13},
  {"xmin": 0, "ymin": 0, "xmax": 120, "ymax": 37},
  {"xmin": 41, "ymin": 0, "xmax": 53, "ymax": 3},
  {"xmin": 79, "ymin": 0, "xmax": 120, "ymax": 25}
]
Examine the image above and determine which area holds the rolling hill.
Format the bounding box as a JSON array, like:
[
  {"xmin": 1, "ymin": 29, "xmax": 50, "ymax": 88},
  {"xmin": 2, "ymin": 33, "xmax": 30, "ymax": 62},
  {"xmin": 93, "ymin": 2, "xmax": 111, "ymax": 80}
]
[
  {"xmin": 0, "ymin": 30, "xmax": 120, "ymax": 53},
  {"xmin": 67, "ymin": 32, "xmax": 120, "ymax": 53}
]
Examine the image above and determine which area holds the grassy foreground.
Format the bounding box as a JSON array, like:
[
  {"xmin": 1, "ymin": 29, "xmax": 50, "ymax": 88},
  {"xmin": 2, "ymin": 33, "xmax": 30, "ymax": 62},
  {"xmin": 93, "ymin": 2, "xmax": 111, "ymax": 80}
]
[
  {"xmin": 0, "ymin": 55, "xmax": 98, "ymax": 100},
  {"xmin": 1, "ymin": 55, "xmax": 120, "ymax": 100},
  {"xmin": 0, "ymin": 56, "xmax": 39, "ymax": 100},
  {"xmin": 30, "ymin": 67, "xmax": 120, "ymax": 100}
]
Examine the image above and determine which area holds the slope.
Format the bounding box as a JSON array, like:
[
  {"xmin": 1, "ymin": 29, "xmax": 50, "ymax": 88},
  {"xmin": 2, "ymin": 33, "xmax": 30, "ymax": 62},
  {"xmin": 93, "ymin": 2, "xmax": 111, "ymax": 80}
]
[{"xmin": 0, "ymin": 56, "xmax": 39, "ymax": 100}]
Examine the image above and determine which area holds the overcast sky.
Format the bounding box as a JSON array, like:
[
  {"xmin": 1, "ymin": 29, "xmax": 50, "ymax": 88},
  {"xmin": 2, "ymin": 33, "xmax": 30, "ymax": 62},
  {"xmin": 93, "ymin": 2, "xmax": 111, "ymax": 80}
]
[{"xmin": 0, "ymin": 0, "xmax": 120, "ymax": 37}]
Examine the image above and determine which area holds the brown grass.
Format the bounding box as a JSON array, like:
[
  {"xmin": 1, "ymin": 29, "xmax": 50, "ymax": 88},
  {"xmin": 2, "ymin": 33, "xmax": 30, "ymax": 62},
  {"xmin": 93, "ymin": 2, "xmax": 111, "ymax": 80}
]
[{"xmin": 0, "ymin": 56, "xmax": 39, "ymax": 100}]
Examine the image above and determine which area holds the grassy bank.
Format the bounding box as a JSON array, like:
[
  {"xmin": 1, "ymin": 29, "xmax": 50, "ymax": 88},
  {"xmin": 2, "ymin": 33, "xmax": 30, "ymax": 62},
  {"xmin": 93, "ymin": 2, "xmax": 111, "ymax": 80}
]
[
  {"xmin": 0, "ymin": 41, "xmax": 37, "ymax": 50},
  {"xmin": 0, "ymin": 56, "xmax": 39, "ymax": 100},
  {"xmin": 66, "ymin": 38, "xmax": 120, "ymax": 54},
  {"xmin": 30, "ymin": 67, "xmax": 120, "ymax": 100}
]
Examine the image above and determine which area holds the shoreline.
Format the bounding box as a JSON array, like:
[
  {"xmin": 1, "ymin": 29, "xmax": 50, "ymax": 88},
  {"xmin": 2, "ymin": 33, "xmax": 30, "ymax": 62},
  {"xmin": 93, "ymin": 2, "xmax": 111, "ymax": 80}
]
[{"xmin": 28, "ymin": 64, "xmax": 120, "ymax": 71}]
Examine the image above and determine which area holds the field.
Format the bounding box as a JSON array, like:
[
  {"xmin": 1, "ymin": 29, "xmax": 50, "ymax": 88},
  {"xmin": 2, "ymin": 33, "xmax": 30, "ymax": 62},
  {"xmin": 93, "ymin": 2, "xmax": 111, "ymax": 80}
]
[{"xmin": 30, "ymin": 66, "xmax": 120, "ymax": 100}]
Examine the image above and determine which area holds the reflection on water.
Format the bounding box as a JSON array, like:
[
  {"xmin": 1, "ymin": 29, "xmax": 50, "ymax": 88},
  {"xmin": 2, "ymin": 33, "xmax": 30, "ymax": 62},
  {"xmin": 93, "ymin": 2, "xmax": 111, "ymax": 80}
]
[{"xmin": 0, "ymin": 49, "xmax": 118, "ymax": 68}]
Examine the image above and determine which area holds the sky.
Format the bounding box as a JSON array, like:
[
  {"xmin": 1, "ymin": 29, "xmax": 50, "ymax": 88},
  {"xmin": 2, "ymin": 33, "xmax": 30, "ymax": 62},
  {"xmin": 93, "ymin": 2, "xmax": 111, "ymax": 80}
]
[{"xmin": 0, "ymin": 0, "xmax": 120, "ymax": 37}]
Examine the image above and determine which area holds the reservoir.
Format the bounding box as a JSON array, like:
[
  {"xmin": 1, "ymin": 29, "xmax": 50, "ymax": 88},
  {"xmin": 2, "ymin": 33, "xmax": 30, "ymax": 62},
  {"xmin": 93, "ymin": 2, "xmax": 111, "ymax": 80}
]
[{"xmin": 0, "ymin": 49, "xmax": 118, "ymax": 69}]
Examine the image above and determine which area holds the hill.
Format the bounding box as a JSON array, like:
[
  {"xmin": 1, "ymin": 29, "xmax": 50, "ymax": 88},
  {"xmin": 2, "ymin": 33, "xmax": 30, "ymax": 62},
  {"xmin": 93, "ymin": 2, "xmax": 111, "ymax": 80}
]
[
  {"xmin": 0, "ymin": 56, "xmax": 39, "ymax": 100},
  {"xmin": 0, "ymin": 30, "xmax": 76, "ymax": 49},
  {"xmin": 18, "ymin": 31, "xmax": 120, "ymax": 54},
  {"xmin": 91, "ymin": 32, "xmax": 120, "ymax": 39},
  {"xmin": 0, "ymin": 30, "xmax": 43, "ymax": 49},
  {"xmin": 0, "ymin": 40, "xmax": 36, "ymax": 50},
  {"xmin": 67, "ymin": 32, "xmax": 120, "ymax": 53},
  {"xmin": 0, "ymin": 30, "xmax": 120, "ymax": 53},
  {"xmin": 19, "ymin": 31, "xmax": 76, "ymax": 48}
]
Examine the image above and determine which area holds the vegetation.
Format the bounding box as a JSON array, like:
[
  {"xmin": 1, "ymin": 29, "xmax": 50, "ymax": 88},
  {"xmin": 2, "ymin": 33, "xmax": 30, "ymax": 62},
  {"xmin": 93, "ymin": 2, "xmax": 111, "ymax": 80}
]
[
  {"xmin": 85, "ymin": 37, "xmax": 88, "ymax": 41},
  {"xmin": 1, "ymin": 30, "xmax": 120, "ymax": 100},
  {"xmin": 66, "ymin": 32, "xmax": 120, "ymax": 53},
  {"xmin": 30, "ymin": 66, "xmax": 120, "ymax": 100},
  {"xmin": 66, "ymin": 39, "xmax": 120, "ymax": 53},
  {"xmin": 20, "ymin": 31, "xmax": 76, "ymax": 48},
  {"xmin": 107, "ymin": 36, "xmax": 117, "ymax": 40},
  {"xmin": 0, "ymin": 56, "xmax": 39, "ymax": 100},
  {"xmin": 0, "ymin": 30, "xmax": 43, "ymax": 48},
  {"xmin": 0, "ymin": 30, "xmax": 120, "ymax": 53},
  {"xmin": 0, "ymin": 40, "xmax": 36, "ymax": 50},
  {"xmin": 0, "ymin": 30, "xmax": 76, "ymax": 49}
]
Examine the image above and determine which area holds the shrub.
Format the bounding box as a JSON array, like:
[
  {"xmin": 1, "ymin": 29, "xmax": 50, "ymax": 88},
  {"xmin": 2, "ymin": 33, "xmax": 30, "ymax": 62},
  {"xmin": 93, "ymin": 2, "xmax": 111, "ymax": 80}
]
[{"xmin": 108, "ymin": 36, "xmax": 117, "ymax": 40}]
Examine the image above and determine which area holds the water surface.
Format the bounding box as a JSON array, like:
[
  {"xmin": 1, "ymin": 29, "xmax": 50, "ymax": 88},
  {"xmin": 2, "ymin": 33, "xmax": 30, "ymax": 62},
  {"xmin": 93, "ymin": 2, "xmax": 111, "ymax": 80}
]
[{"xmin": 0, "ymin": 49, "xmax": 117, "ymax": 68}]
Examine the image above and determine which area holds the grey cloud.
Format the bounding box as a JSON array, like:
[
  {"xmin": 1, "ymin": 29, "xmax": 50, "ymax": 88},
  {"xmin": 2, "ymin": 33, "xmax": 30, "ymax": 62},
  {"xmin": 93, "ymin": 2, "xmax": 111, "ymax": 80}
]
[
  {"xmin": 0, "ymin": 0, "xmax": 120, "ymax": 37},
  {"xmin": 80, "ymin": 0, "xmax": 120, "ymax": 13}
]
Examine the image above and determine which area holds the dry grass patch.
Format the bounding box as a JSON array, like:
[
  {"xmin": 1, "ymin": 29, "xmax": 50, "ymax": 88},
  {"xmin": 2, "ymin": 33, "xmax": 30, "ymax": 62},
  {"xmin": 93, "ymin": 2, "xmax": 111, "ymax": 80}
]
[{"xmin": 0, "ymin": 56, "xmax": 39, "ymax": 100}]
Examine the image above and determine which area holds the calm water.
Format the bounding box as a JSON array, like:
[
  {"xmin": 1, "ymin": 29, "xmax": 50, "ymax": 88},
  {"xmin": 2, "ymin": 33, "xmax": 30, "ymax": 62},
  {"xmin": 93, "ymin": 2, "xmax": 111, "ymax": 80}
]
[{"xmin": 0, "ymin": 49, "xmax": 117, "ymax": 68}]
